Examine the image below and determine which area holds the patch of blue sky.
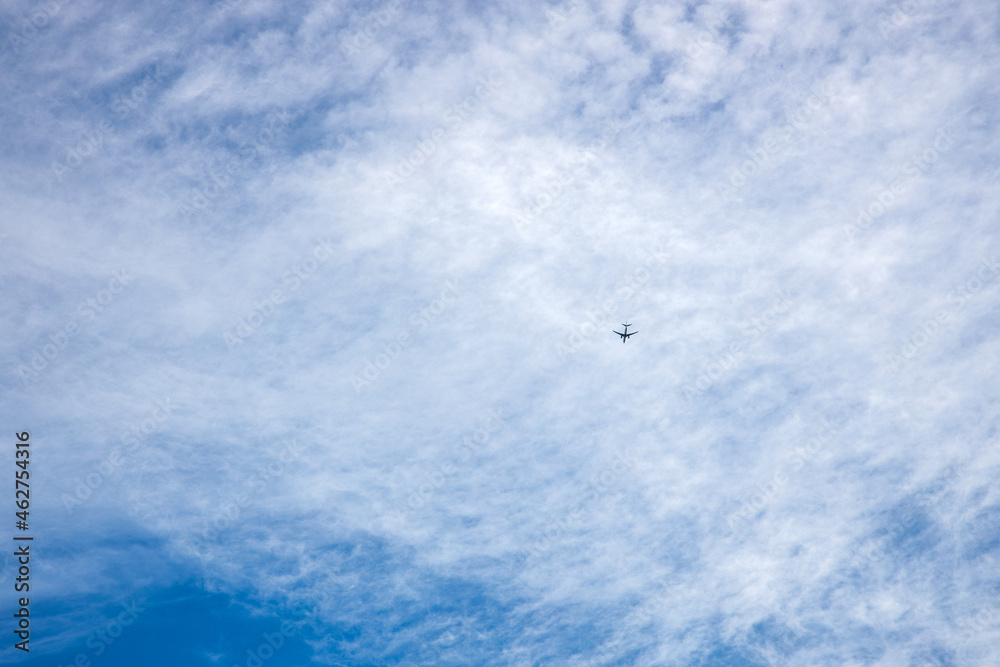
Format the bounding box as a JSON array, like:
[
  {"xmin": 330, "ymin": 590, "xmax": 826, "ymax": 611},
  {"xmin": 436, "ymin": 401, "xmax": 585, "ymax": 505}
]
[
  {"xmin": 34, "ymin": 581, "xmax": 315, "ymax": 667},
  {"xmin": 695, "ymin": 641, "xmax": 767, "ymax": 667}
]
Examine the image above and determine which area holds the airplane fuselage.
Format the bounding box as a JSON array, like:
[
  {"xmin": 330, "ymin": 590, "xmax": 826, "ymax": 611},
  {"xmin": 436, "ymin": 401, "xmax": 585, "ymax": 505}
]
[{"xmin": 614, "ymin": 323, "xmax": 636, "ymax": 343}]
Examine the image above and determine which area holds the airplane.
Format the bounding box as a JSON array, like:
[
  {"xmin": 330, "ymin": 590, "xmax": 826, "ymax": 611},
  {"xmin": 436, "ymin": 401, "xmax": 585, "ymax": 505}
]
[{"xmin": 613, "ymin": 322, "xmax": 637, "ymax": 343}]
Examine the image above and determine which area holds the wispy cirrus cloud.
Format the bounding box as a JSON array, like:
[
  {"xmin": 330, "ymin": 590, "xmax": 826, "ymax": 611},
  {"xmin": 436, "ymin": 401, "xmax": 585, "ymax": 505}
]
[{"xmin": 2, "ymin": 0, "xmax": 999, "ymax": 665}]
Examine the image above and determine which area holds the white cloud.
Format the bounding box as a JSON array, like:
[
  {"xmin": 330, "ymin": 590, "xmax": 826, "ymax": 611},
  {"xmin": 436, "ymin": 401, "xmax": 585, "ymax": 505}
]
[{"xmin": 3, "ymin": 0, "xmax": 1000, "ymax": 664}]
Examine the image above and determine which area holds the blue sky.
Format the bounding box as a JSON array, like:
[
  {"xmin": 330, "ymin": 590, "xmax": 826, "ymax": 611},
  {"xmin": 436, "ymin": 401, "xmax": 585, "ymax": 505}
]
[{"xmin": 2, "ymin": 0, "xmax": 999, "ymax": 664}]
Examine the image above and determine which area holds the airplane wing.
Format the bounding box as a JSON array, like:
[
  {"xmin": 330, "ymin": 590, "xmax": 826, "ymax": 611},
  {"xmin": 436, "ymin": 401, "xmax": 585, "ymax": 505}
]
[
  {"xmin": 613, "ymin": 330, "xmax": 624, "ymax": 336},
  {"xmin": 627, "ymin": 331, "xmax": 637, "ymax": 337}
]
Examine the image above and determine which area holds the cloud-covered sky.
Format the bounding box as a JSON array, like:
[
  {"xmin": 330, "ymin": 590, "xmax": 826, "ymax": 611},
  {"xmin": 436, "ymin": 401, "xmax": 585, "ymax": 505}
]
[{"xmin": 2, "ymin": 0, "xmax": 999, "ymax": 664}]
